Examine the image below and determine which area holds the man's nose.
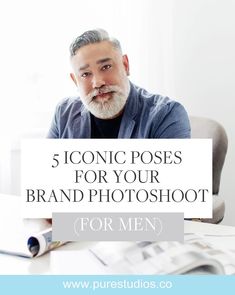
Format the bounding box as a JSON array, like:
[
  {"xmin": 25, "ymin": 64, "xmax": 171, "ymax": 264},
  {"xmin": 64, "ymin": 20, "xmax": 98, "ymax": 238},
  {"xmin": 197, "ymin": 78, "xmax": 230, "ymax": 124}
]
[{"xmin": 92, "ymin": 73, "xmax": 105, "ymax": 89}]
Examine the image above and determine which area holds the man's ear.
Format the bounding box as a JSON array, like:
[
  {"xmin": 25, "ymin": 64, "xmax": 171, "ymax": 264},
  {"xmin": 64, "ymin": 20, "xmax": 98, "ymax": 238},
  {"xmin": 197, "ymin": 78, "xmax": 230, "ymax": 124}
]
[
  {"xmin": 122, "ymin": 54, "xmax": 130, "ymax": 76},
  {"xmin": 70, "ymin": 73, "xmax": 78, "ymax": 86}
]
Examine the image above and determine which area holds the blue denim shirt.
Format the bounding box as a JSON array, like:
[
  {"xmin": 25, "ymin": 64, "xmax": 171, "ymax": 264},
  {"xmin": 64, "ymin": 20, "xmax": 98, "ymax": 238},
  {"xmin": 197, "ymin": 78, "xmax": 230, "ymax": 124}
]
[{"xmin": 47, "ymin": 82, "xmax": 191, "ymax": 139}]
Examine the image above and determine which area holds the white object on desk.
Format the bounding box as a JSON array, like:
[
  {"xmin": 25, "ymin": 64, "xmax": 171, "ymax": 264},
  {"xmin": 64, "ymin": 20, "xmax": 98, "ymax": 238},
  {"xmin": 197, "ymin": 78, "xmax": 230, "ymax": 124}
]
[{"xmin": 0, "ymin": 194, "xmax": 235, "ymax": 274}]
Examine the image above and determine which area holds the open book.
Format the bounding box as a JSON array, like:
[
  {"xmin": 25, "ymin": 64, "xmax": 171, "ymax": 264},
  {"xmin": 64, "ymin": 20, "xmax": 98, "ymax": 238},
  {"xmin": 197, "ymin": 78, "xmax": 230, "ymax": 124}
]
[
  {"xmin": 0, "ymin": 194, "xmax": 65, "ymax": 258},
  {"xmin": 89, "ymin": 233, "xmax": 235, "ymax": 275}
]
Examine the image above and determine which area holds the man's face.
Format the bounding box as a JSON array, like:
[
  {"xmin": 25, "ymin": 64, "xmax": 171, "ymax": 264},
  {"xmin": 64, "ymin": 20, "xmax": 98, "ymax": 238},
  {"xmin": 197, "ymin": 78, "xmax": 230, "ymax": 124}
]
[{"xmin": 70, "ymin": 41, "xmax": 130, "ymax": 119}]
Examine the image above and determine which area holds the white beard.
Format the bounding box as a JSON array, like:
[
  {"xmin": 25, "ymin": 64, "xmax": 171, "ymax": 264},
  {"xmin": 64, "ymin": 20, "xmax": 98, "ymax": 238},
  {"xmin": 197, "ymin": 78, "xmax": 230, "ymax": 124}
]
[{"xmin": 80, "ymin": 83, "xmax": 130, "ymax": 119}]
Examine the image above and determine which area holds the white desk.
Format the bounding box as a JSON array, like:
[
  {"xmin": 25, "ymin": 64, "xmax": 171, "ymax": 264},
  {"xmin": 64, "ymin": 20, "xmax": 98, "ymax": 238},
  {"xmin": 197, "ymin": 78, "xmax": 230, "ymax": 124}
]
[{"xmin": 1, "ymin": 194, "xmax": 235, "ymax": 275}]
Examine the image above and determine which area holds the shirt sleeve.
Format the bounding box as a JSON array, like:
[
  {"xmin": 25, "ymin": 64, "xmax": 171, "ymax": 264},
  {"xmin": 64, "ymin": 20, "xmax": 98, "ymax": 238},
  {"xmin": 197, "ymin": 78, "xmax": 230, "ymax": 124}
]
[
  {"xmin": 47, "ymin": 103, "xmax": 61, "ymax": 138},
  {"xmin": 153, "ymin": 102, "xmax": 191, "ymax": 138}
]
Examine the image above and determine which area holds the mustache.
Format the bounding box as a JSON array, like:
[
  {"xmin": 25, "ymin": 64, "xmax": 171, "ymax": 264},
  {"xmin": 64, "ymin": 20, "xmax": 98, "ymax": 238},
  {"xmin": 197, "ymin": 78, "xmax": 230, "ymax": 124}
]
[{"xmin": 85, "ymin": 85, "xmax": 122, "ymax": 103}]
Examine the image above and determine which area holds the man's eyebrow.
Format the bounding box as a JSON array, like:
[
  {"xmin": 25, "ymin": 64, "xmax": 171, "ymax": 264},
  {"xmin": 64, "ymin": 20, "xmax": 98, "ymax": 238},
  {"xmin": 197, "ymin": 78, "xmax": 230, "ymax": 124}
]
[
  {"xmin": 78, "ymin": 64, "xmax": 89, "ymax": 71},
  {"xmin": 96, "ymin": 58, "xmax": 112, "ymax": 64},
  {"xmin": 78, "ymin": 58, "xmax": 112, "ymax": 71}
]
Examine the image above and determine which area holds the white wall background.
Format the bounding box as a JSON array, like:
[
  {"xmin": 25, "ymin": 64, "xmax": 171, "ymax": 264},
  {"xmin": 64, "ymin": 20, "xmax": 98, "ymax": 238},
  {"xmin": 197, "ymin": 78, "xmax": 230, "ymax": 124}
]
[
  {"xmin": 0, "ymin": 0, "xmax": 234, "ymax": 225},
  {"xmin": 169, "ymin": 0, "xmax": 235, "ymax": 226}
]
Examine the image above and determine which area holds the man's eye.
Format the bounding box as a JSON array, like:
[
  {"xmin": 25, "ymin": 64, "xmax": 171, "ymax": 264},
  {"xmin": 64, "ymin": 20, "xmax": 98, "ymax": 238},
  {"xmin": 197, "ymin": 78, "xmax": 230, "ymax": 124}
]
[
  {"xmin": 81, "ymin": 72, "xmax": 90, "ymax": 78},
  {"xmin": 102, "ymin": 64, "xmax": 112, "ymax": 71}
]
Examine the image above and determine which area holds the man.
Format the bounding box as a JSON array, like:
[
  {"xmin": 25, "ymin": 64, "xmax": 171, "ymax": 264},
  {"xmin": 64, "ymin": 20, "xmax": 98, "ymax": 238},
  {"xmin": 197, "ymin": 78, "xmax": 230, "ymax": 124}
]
[{"xmin": 48, "ymin": 29, "xmax": 190, "ymax": 139}]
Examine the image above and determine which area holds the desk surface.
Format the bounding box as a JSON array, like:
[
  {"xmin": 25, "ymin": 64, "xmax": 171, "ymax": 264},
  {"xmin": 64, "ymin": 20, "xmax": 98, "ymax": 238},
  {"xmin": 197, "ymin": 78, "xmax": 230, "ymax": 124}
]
[{"xmin": 1, "ymin": 194, "xmax": 235, "ymax": 275}]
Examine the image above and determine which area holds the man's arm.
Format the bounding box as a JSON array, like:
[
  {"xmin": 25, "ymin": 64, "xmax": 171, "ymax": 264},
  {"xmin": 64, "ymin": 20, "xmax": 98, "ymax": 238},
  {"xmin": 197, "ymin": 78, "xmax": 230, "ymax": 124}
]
[
  {"xmin": 153, "ymin": 102, "xmax": 191, "ymax": 139},
  {"xmin": 47, "ymin": 104, "xmax": 60, "ymax": 138}
]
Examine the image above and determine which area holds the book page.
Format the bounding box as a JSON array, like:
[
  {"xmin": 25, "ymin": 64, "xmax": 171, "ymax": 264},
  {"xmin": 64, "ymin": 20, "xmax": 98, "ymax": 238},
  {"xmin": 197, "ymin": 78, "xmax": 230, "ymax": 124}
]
[
  {"xmin": 185, "ymin": 233, "xmax": 235, "ymax": 275},
  {"xmin": 90, "ymin": 234, "xmax": 235, "ymax": 275}
]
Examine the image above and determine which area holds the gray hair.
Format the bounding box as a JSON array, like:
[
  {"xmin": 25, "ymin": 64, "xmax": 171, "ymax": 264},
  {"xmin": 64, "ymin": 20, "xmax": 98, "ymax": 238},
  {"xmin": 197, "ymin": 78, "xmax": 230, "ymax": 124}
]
[{"xmin": 69, "ymin": 29, "xmax": 122, "ymax": 57}]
